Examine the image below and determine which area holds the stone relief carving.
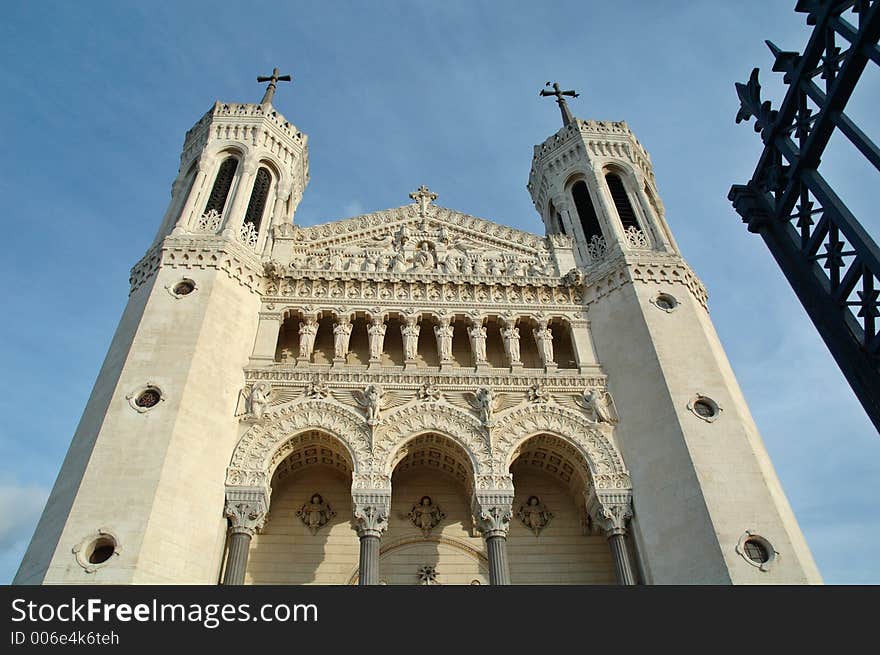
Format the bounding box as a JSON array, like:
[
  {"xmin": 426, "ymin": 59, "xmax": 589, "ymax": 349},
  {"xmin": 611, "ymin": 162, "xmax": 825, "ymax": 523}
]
[
  {"xmin": 578, "ymin": 389, "xmax": 620, "ymax": 425},
  {"xmin": 367, "ymin": 317, "xmax": 387, "ymax": 361},
  {"xmin": 417, "ymin": 565, "xmax": 440, "ymax": 585},
  {"xmin": 296, "ymin": 493, "xmax": 336, "ymax": 535},
  {"xmin": 434, "ymin": 317, "xmax": 454, "ymax": 362},
  {"xmin": 408, "ymin": 496, "xmax": 445, "ymax": 537},
  {"xmin": 306, "ymin": 379, "xmax": 330, "ymax": 399},
  {"xmin": 298, "ymin": 316, "xmax": 318, "ymax": 361},
  {"xmin": 354, "ymin": 384, "xmax": 384, "ymax": 426},
  {"xmin": 534, "ymin": 320, "xmax": 555, "ymax": 366},
  {"xmin": 245, "ymin": 381, "xmax": 272, "ymax": 421},
  {"xmin": 418, "ymin": 383, "xmax": 443, "ymax": 402},
  {"xmin": 468, "ymin": 324, "xmax": 488, "ymax": 365},
  {"xmin": 333, "ymin": 317, "xmax": 353, "ymax": 360},
  {"xmin": 401, "ymin": 317, "xmax": 421, "ymax": 361},
  {"xmin": 517, "ymin": 496, "xmax": 553, "ymax": 536},
  {"xmin": 528, "ymin": 384, "xmax": 550, "ymax": 403}
]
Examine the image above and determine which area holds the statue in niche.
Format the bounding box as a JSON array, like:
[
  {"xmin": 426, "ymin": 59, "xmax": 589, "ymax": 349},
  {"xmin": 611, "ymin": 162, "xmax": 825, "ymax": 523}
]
[
  {"xmin": 298, "ymin": 317, "xmax": 318, "ymax": 361},
  {"xmin": 296, "ymin": 493, "xmax": 336, "ymax": 535},
  {"xmin": 408, "ymin": 496, "xmax": 445, "ymax": 537},
  {"xmin": 354, "ymin": 383, "xmax": 384, "ymax": 425},
  {"xmin": 578, "ymin": 389, "xmax": 620, "ymax": 425},
  {"xmin": 401, "ymin": 319, "xmax": 421, "ymax": 360},
  {"xmin": 534, "ymin": 322, "xmax": 554, "ymax": 365},
  {"xmin": 502, "ymin": 325, "xmax": 521, "ymax": 363},
  {"xmin": 333, "ymin": 318, "xmax": 353, "ymax": 359},
  {"xmin": 434, "ymin": 318, "xmax": 454, "ymax": 361},
  {"xmin": 367, "ymin": 317, "xmax": 386, "ymax": 361},
  {"xmin": 517, "ymin": 496, "xmax": 553, "ymax": 536},
  {"xmin": 468, "ymin": 324, "xmax": 488, "ymax": 363},
  {"xmin": 246, "ymin": 381, "xmax": 271, "ymax": 420}
]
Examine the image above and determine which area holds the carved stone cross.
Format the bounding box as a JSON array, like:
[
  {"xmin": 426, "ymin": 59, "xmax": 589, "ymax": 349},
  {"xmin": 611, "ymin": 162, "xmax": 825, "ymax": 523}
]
[
  {"xmin": 409, "ymin": 185, "xmax": 438, "ymax": 218},
  {"xmin": 539, "ymin": 81, "xmax": 579, "ymax": 127},
  {"xmin": 257, "ymin": 67, "xmax": 292, "ymax": 105}
]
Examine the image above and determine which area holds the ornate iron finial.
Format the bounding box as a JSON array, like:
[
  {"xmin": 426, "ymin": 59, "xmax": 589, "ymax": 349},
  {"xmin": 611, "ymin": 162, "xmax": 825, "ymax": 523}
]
[
  {"xmin": 257, "ymin": 67, "xmax": 292, "ymax": 105},
  {"xmin": 409, "ymin": 185, "xmax": 438, "ymax": 218},
  {"xmin": 540, "ymin": 82, "xmax": 579, "ymax": 127}
]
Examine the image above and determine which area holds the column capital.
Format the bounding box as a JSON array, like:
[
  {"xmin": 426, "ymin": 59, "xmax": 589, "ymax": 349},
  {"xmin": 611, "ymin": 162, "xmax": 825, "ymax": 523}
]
[
  {"xmin": 473, "ymin": 491, "xmax": 514, "ymax": 539},
  {"xmin": 224, "ymin": 490, "xmax": 268, "ymax": 537},
  {"xmin": 352, "ymin": 488, "xmax": 391, "ymax": 539},
  {"xmin": 586, "ymin": 489, "xmax": 633, "ymax": 537}
]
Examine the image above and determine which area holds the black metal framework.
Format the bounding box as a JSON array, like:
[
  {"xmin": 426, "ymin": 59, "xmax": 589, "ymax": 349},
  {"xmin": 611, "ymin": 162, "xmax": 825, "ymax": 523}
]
[
  {"xmin": 729, "ymin": 0, "xmax": 880, "ymax": 432},
  {"xmin": 244, "ymin": 167, "xmax": 272, "ymax": 230},
  {"xmin": 204, "ymin": 157, "xmax": 238, "ymax": 215},
  {"xmin": 606, "ymin": 173, "xmax": 640, "ymax": 231}
]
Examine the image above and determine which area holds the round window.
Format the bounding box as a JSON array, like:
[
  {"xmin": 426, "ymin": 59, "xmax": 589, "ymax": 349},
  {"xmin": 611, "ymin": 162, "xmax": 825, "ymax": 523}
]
[
  {"xmin": 87, "ymin": 537, "xmax": 117, "ymax": 564},
  {"xmin": 688, "ymin": 395, "xmax": 721, "ymax": 422},
  {"xmin": 173, "ymin": 280, "xmax": 195, "ymax": 296},
  {"xmin": 73, "ymin": 530, "xmax": 120, "ymax": 573},
  {"xmin": 135, "ymin": 388, "xmax": 161, "ymax": 408},
  {"xmin": 736, "ymin": 531, "xmax": 777, "ymax": 571},
  {"xmin": 653, "ymin": 292, "xmax": 678, "ymax": 312},
  {"xmin": 743, "ymin": 538, "xmax": 770, "ymax": 564}
]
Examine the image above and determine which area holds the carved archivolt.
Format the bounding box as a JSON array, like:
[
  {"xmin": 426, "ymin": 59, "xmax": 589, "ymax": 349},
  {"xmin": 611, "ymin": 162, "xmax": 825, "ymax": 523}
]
[
  {"xmin": 226, "ymin": 399, "xmax": 371, "ymax": 489},
  {"xmin": 374, "ymin": 402, "xmax": 491, "ymax": 477},
  {"xmin": 492, "ymin": 404, "xmax": 630, "ymax": 490}
]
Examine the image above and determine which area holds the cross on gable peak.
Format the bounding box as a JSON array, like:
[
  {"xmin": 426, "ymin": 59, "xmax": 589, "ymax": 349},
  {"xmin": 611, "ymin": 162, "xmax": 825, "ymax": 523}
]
[{"xmin": 409, "ymin": 185, "xmax": 438, "ymax": 218}]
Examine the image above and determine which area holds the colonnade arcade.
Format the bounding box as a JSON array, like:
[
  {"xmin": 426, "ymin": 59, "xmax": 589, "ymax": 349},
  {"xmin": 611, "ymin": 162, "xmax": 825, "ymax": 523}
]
[{"xmin": 222, "ymin": 400, "xmax": 636, "ymax": 585}]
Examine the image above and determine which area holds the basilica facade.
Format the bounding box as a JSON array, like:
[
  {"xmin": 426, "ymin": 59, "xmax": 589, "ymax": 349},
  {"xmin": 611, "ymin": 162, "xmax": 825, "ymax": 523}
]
[{"xmin": 15, "ymin": 79, "xmax": 821, "ymax": 585}]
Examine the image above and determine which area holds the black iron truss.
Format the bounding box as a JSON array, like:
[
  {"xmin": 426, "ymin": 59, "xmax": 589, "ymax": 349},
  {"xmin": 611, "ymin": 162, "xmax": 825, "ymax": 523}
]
[{"xmin": 729, "ymin": 0, "xmax": 880, "ymax": 432}]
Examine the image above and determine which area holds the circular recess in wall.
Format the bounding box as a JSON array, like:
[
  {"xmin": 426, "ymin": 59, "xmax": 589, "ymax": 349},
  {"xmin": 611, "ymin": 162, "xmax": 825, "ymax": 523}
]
[
  {"xmin": 126, "ymin": 384, "xmax": 165, "ymax": 413},
  {"xmin": 73, "ymin": 529, "xmax": 121, "ymax": 573},
  {"xmin": 651, "ymin": 292, "xmax": 679, "ymax": 312},
  {"xmin": 687, "ymin": 394, "xmax": 722, "ymax": 422},
  {"xmin": 736, "ymin": 531, "xmax": 778, "ymax": 572},
  {"xmin": 166, "ymin": 278, "xmax": 198, "ymax": 299}
]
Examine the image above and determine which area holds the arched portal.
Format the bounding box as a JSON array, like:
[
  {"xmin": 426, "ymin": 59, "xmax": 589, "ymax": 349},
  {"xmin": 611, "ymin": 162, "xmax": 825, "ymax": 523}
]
[
  {"xmin": 507, "ymin": 433, "xmax": 616, "ymax": 584},
  {"xmin": 364, "ymin": 433, "xmax": 487, "ymax": 585},
  {"xmin": 245, "ymin": 430, "xmax": 359, "ymax": 585}
]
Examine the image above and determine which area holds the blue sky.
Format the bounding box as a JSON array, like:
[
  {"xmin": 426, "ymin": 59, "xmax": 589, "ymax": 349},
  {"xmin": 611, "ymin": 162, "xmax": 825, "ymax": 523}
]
[{"xmin": 1, "ymin": 1, "xmax": 878, "ymax": 584}]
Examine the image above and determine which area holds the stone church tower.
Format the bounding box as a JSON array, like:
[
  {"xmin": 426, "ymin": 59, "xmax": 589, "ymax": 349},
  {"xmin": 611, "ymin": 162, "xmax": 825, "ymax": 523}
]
[{"xmin": 15, "ymin": 76, "xmax": 821, "ymax": 585}]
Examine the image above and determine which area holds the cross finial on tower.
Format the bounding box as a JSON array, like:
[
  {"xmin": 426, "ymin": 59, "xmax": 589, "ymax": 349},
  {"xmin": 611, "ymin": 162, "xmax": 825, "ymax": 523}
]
[
  {"xmin": 257, "ymin": 67, "xmax": 292, "ymax": 105},
  {"xmin": 409, "ymin": 185, "xmax": 438, "ymax": 218},
  {"xmin": 540, "ymin": 82, "xmax": 579, "ymax": 127}
]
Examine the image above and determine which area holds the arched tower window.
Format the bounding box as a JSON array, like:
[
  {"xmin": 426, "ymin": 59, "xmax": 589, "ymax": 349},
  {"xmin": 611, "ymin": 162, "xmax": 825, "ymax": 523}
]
[
  {"xmin": 244, "ymin": 167, "xmax": 272, "ymax": 231},
  {"xmin": 203, "ymin": 157, "xmax": 238, "ymax": 215},
  {"xmin": 606, "ymin": 173, "xmax": 640, "ymax": 231},
  {"xmin": 571, "ymin": 181, "xmax": 602, "ymax": 241}
]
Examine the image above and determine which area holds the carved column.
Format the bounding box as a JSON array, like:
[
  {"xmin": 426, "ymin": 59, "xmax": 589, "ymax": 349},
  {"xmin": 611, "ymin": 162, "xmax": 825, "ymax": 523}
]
[
  {"xmin": 473, "ymin": 487, "xmax": 514, "ymax": 585},
  {"xmin": 222, "ymin": 492, "xmax": 268, "ymax": 585},
  {"xmin": 587, "ymin": 490, "xmax": 637, "ymax": 586},
  {"xmin": 467, "ymin": 316, "xmax": 489, "ymax": 369},
  {"xmin": 434, "ymin": 316, "xmax": 454, "ymax": 368},
  {"xmin": 269, "ymin": 182, "xmax": 292, "ymax": 230},
  {"xmin": 586, "ymin": 167, "xmax": 627, "ymax": 251},
  {"xmin": 353, "ymin": 489, "xmax": 391, "ymax": 585},
  {"xmin": 533, "ymin": 318, "xmax": 557, "ymax": 371},
  {"xmin": 367, "ymin": 315, "xmax": 387, "ymax": 368},
  {"xmin": 401, "ymin": 315, "xmax": 421, "ymax": 369}
]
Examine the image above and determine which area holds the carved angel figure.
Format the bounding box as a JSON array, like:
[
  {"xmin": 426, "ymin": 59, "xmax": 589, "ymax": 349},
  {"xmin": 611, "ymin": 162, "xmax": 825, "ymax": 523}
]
[
  {"xmin": 468, "ymin": 324, "xmax": 488, "ymax": 363},
  {"xmin": 296, "ymin": 493, "xmax": 336, "ymax": 535},
  {"xmin": 501, "ymin": 325, "xmax": 521, "ymax": 363},
  {"xmin": 401, "ymin": 320, "xmax": 421, "ymax": 360},
  {"xmin": 534, "ymin": 323, "xmax": 554, "ymax": 365},
  {"xmin": 333, "ymin": 319, "xmax": 353, "ymax": 359},
  {"xmin": 246, "ymin": 381, "xmax": 272, "ymax": 419},
  {"xmin": 408, "ymin": 496, "xmax": 445, "ymax": 537},
  {"xmin": 467, "ymin": 386, "xmax": 496, "ymax": 425},
  {"xmin": 298, "ymin": 317, "xmax": 318, "ymax": 361},
  {"xmin": 435, "ymin": 320, "xmax": 454, "ymax": 362},
  {"xmin": 579, "ymin": 389, "xmax": 620, "ymax": 425},
  {"xmin": 367, "ymin": 318, "xmax": 387, "ymax": 361},
  {"xmin": 355, "ymin": 384, "xmax": 384, "ymax": 425},
  {"xmin": 517, "ymin": 496, "xmax": 553, "ymax": 537}
]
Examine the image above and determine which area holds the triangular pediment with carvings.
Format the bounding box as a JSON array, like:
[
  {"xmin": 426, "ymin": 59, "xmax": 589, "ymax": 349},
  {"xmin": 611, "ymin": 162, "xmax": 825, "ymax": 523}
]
[{"xmin": 270, "ymin": 189, "xmax": 570, "ymax": 280}]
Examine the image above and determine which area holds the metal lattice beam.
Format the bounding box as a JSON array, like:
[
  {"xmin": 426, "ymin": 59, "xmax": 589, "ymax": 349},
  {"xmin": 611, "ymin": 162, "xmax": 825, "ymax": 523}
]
[{"xmin": 729, "ymin": 0, "xmax": 880, "ymax": 432}]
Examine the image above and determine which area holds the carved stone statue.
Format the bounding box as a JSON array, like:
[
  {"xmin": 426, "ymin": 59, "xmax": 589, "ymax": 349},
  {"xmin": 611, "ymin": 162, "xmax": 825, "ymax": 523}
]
[
  {"xmin": 246, "ymin": 381, "xmax": 271, "ymax": 419},
  {"xmin": 355, "ymin": 384, "xmax": 384, "ymax": 425},
  {"xmin": 412, "ymin": 242, "xmax": 436, "ymax": 271},
  {"xmin": 333, "ymin": 318, "xmax": 353, "ymax": 360},
  {"xmin": 468, "ymin": 324, "xmax": 488, "ymax": 364},
  {"xmin": 298, "ymin": 317, "xmax": 318, "ymax": 361},
  {"xmin": 466, "ymin": 386, "xmax": 496, "ymax": 425},
  {"xmin": 517, "ymin": 496, "xmax": 552, "ymax": 536},
  {"xmin": 580, "ymin": 389, "xmax": 619, "ymax": 425},
  {"xmin": 408, "ymin": 496, "xmax": 445, "ymax": 537},
  {"xmin": 390, "ymin": 250, "xmax": 407, "ymax": 272},
  {"xmin": 502, "ymin": 325, "xmax": 521, "ymax": 364},
  {"xmin": 534, "ymin": 322, "xmax": 554, "ymax": 366},
  {"xmin": 296, "ymin": 493, "xmax": 336, "ymax": 535},
  {"xmin": 367, "ymin": 318, "xmax": 387, "ymax": 361},
  {"xmin": 401, "ymin": 319, "xmax": 421, "ymax": 360},
  {"xmin": 434, "ymin": 318, "xmax": 454, "ymax": 362}
]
